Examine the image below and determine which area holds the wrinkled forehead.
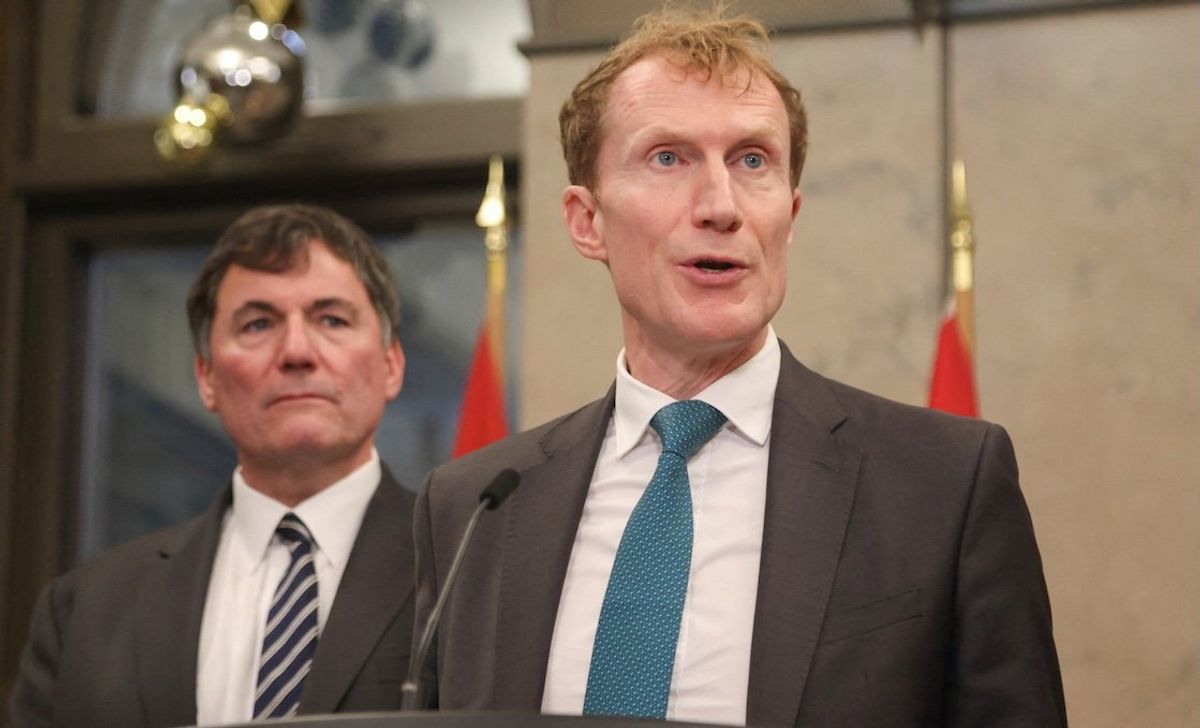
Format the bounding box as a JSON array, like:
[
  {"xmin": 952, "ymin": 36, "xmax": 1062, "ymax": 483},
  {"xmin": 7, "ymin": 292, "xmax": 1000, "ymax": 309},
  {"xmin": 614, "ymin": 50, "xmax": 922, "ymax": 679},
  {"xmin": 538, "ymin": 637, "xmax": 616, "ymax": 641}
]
[
  {"xmin": 223, "ymin": 236, "xmax": 351, "ymax": 288},
  {"xmin": 597, "ymin": 55, "xmax": 788, "ymax": 157},
  {"xmin": 622, "ymin": 52, "xmax": 765, "ymax": 94},
  {"xmin": 601, "ymin": 54, "xmax": 778, "ymax": 128},
  {"xmin": 213, "ymin": 239, "xmax": 364, "ymax": 304}
]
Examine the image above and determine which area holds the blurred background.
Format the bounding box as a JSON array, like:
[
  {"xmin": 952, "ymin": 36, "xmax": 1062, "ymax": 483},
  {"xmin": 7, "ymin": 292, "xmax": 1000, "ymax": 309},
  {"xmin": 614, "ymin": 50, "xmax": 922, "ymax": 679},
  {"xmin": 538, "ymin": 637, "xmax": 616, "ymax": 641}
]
[{"xmin": 0, "ymin": 0, "xmax": 1196, "ymax": 725}]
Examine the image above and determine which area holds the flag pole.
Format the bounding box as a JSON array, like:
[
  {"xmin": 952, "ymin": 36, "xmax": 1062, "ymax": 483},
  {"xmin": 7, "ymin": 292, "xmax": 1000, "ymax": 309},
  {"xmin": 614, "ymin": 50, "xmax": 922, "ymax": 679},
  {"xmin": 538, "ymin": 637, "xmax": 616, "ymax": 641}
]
[
  {"xmin": 475, "ymin": 155, "xmax": 508, "ymax": 387},
  {"xmin": 451, "ymin": 156, "xmax": 510, "ymax": 457},
  {"xmin": 927, "ymin": 159, "xmax": 979, "ymax": 417},
  {"xmin": 949, "ymin": 159, "xmax": 976, "ymax": 358}
]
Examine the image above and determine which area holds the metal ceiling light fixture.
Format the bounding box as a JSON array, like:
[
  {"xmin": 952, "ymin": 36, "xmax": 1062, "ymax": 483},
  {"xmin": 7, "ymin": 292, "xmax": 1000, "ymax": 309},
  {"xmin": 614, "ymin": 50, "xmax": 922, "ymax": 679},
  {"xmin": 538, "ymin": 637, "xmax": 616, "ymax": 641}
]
[{"xmin": 155, "ymin": 1, "xmax": 306, "ymax": 166}]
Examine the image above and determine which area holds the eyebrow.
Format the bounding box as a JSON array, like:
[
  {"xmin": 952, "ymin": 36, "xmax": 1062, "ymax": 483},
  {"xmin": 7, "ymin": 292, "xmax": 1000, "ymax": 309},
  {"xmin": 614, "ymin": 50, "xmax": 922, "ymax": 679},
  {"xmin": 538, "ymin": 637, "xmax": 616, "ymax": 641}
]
[
  {"xmin": 307, "ymin": 297, "xmax": 357, "ymax": 321},
  {"xmin": 310, "ymin": 298, "xmax": 358, "ymax": 315},
  {"xmin": 231, "ymin": 300, "xmax": 281, "ymax": 319},
  {"xmin": 630, "ymin": 123, "xmax": 785, "ymax": 151},
  {"xmin": 230, "ymin": 297, "xmax": 358, "ymax": 319}
]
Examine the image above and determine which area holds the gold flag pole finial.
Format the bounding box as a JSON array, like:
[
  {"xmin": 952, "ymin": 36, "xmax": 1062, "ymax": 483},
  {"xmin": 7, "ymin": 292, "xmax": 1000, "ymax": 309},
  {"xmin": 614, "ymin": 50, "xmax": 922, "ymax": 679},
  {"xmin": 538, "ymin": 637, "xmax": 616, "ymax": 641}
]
[
  {"xmin": 476, "ymin": 156, "xmax": 508, "ymax": 386},
  {"xmin": 476, "ymin": 156, "xmax": 507, "ymax": 231},
  {"xmin": 246, "ymin": 0, "xmax": 293, "ymax": 25},
  {"xmin": 949, "ymin": 159, "xmax": 976, "ymax": 356}
]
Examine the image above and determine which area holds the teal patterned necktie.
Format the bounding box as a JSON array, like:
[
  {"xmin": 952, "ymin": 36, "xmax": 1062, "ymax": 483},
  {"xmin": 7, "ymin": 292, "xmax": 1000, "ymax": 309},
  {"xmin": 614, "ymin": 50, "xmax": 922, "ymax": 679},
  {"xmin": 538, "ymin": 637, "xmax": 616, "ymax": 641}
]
[{"xmin": 583, "ymin": 399, "xmax": 727, "ymax": 718}]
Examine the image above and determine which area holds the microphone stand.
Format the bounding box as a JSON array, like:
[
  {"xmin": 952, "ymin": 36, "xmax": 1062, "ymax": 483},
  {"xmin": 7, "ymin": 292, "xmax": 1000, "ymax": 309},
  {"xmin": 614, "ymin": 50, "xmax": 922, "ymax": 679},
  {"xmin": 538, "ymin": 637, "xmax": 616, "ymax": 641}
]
[{"xmin": 401, "ymin": 469, "xmax": 520, "ymax": 711}]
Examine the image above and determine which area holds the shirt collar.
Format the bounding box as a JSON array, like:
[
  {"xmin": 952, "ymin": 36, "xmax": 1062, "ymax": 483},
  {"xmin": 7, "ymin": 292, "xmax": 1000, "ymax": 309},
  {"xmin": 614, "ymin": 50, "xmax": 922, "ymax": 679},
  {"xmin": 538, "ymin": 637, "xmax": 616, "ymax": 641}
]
[
  {"xmin": 612, "ymin": 326, "xmax": 781, "ymax": 458},
  {"xmin": 228, "ymin": 450, "xmax": 381, "ymax": 573}
]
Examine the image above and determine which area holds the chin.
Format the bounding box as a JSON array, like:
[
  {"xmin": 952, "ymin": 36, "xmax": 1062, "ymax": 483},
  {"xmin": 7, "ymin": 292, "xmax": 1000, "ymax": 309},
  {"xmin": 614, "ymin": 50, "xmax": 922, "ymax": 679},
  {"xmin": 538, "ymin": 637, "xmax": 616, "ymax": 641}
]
[
  {"xmin": 675, "ymin": 313, "xmax": 769, "ymax": 351},
  {"xmin": 269, "ymin": 428, "xmax": 346, "ymax": 458}
]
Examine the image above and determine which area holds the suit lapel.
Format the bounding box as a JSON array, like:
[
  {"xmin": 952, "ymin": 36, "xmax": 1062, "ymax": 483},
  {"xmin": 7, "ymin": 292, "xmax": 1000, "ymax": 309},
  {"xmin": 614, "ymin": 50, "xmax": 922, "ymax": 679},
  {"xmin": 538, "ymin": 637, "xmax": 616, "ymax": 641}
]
[
  {"xmin": 135, "ymin": 489, "xmax": 228, "ymax": 728},
  {"xmin": 747, "ymin": 347, "xmax": 862, "ymax": 727},
  {"xmin": 301, "ymin": 467, "xmax": 414, "ymax": 713},
  {"xmin": 491, "ymin": 391, "xmax": 615, "ymax": 710}
]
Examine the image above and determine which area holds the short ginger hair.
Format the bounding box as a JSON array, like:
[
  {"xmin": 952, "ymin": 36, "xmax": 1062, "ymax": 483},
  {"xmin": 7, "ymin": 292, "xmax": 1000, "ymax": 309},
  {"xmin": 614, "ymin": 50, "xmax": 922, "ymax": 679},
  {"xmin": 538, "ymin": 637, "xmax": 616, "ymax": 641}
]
[{"xmin": 559, "ymin": 5, "xmax": 808, "ymax": 191}]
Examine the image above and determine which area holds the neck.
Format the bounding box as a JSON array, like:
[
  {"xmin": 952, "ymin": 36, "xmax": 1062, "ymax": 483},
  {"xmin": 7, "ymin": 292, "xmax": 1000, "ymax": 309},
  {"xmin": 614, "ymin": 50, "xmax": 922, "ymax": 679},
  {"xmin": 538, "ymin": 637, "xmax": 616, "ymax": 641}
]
[
  {"xmin": 238, "ymin": 447, "xmax": 372, "ymax": 508},
  {"xmin": 623, "ymin": 326, "xmax": 768, "ymax": 400}
]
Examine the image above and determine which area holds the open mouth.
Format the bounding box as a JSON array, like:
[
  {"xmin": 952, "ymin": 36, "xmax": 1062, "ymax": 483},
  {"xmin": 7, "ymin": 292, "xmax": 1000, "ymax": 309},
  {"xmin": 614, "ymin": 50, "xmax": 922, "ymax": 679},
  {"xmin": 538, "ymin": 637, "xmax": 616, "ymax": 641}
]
[{"xmin": 693, "ymin": 259, "xmax": 737, "ymax": 271}]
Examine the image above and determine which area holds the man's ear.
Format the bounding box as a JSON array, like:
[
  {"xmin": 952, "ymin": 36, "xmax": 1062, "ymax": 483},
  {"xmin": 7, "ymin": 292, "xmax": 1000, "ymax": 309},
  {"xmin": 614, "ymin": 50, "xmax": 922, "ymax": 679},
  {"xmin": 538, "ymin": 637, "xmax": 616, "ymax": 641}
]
[
  {"xmin": 195, "ymin": 353, "xmax": 218, "ymax": 412},
  {"xmin": 563, "ymin": 185, "xmax": 607, "ymax": 262},
  {"xmin": 787, "ymin": 188, "xmax": 803, "ymax": 244},
  {"xmin": 384, "ymin": 337, "xmax": 405, "ymax": 400}
]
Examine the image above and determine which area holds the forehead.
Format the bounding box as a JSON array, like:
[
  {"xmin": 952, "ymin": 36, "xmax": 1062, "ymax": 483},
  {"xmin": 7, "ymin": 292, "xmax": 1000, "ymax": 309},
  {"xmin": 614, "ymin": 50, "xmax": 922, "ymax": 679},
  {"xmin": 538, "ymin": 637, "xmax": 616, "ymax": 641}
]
[
  {"xmin": 601, "ymin": 55, "xmax": 788, "ymax": 139},
  {"xmin": 215, "ymin": 241, "xmax": 370, "ymax": 307}
]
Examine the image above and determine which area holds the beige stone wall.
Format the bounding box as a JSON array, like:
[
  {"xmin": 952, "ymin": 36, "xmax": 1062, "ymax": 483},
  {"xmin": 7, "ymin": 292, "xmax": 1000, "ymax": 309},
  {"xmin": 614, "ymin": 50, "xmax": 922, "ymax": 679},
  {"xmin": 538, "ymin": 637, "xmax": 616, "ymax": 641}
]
[
  {"xmin": 953, "ymin": 6, "xmax": 1200, "ymax": 726},
  {"xmin": 519, "ymin": 4, "xmax": 1199, "ymax": 726},
  {"xmin": 521, "ymin": 51, "xmax": 625, "ymax": 416}
]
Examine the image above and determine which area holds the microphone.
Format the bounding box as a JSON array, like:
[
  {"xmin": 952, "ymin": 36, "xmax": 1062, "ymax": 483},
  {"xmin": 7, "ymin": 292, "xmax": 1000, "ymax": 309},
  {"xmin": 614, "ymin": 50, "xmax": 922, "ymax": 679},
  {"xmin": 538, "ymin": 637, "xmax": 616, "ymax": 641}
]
[
  {"xmin": 479, "ymin": 468, "xmax": 520, "ymax": 510},
  {"xmin": 401, "ymin": 468, "xmax": 521, "ymax": 711}
]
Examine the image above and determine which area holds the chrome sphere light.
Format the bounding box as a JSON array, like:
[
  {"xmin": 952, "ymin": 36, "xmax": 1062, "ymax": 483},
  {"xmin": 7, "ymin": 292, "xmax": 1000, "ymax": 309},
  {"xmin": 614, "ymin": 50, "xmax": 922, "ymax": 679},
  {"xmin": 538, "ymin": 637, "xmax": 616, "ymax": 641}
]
[{"xmin": 172, "ymin": 6, "xmax": 306, "ymax": 149}]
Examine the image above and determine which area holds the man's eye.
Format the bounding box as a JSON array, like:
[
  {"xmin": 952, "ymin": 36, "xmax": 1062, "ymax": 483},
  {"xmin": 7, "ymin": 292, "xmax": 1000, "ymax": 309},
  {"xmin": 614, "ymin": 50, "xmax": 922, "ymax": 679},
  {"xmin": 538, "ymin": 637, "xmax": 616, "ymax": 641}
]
[
  {"xmin": 321, "ymin": 315, "xmax": 349, "ymax": 328},
  {"xmin": 242, "ymin": 318, "xmax": 271, "ymax": 333},
  {"xmin": 742, "ymin": 153, "xmax": 764, "ymax": 169},
  {"xmin": 654, "ymin": 151, "xmax": 678, "ymax": 166}
]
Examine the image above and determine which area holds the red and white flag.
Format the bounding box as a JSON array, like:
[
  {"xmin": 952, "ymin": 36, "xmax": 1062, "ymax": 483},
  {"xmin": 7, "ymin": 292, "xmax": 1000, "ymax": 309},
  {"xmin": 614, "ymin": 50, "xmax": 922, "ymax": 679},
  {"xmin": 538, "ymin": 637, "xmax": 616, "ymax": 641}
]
[
  {"xmin": 452, "ymin": 324, "xmax": 508, "ymax": 457},
  {"xmin": 928, "ymin": 303, "xmax": 978, "ymax": 417}
]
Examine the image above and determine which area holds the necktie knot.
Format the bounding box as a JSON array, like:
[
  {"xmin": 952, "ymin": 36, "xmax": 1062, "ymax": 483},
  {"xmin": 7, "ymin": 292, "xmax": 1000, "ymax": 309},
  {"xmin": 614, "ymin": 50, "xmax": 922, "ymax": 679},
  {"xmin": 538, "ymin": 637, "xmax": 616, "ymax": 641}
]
[
  {"xmin": 276, "ymin": 513, "xmax": 314, "ymax": 549},
  {"xmin": 650, "ymin": 400, "xmax": 727, "ymax": 459}
]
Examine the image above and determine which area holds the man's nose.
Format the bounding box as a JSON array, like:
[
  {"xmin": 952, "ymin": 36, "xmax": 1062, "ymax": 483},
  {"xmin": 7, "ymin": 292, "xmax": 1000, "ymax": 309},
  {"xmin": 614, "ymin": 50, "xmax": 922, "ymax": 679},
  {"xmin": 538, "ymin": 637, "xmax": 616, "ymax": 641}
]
[
  {"xmin": 278, "ymin": 316, "xmax": 317, "ymax": 371},
  {"xmin": 692, "ymin": 159, "xmax": 743, "ymax": 233}
]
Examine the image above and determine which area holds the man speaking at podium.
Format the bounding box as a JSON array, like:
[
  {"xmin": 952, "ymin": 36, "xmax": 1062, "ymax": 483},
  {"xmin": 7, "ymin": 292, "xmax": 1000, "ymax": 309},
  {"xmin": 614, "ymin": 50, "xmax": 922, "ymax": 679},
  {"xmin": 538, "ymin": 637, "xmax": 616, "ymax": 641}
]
[
  {"xmin": 414, "ymin": 7, "xmax": 1066, "ymax": 727},
  {"xmin": 10, "ymin": 205, "xmax": 416, "ymax": 727}
]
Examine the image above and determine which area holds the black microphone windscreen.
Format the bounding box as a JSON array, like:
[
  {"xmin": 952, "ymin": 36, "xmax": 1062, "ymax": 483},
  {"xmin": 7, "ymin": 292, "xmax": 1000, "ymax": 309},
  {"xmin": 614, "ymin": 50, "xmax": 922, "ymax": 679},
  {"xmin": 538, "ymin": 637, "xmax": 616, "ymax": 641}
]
[{"xmin": 479, "ymin": 468, "xmax": 520, "ymax": 510}]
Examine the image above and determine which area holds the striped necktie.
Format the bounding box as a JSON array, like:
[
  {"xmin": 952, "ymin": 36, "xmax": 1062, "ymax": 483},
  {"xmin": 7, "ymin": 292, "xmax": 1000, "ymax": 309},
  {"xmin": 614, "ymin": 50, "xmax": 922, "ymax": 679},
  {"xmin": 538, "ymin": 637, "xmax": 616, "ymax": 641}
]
[
  {"xmin": 583, "ymin": 399, "xmax": 727, "ymax": 718},
  {"xmin": 254, "ymin": 513, "xmax": 320, "ymax": 719}
]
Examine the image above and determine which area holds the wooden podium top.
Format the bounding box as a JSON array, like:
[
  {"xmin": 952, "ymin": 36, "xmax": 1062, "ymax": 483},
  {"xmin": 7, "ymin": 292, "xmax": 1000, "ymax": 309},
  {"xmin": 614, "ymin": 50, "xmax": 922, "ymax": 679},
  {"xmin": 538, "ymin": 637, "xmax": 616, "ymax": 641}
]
[{"xmin": 201, "ymin": 711, "xmax": 724, "ymax": 728}]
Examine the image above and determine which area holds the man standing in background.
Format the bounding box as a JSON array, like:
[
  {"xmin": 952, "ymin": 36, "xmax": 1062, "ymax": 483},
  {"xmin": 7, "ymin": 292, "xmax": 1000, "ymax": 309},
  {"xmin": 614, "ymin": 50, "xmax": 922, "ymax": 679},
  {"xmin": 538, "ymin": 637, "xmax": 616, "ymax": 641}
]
[
  {"xmin": 10, "ymin": 204, "xmax": 416, "ymax": 727},
  {"xmin": 413, "ymin": 7, "xmax": 1066, "ymax": 726}
]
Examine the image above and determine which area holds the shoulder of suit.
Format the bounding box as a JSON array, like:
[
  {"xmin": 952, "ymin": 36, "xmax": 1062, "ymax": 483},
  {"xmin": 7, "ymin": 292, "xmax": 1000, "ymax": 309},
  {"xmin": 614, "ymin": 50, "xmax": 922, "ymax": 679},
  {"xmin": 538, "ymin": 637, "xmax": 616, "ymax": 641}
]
[
  {"xmin": 782, "ymin": 352, "xmax": 1000, "ymax": 449},
  {"xmin": 50, "ymin": 508, "xmax": 214, "ymax": 591},
  {"xmin": 826, "ymin": 375, "xmax": 1001, "ymax": 452},
  {"xmin": 423, "ymin": 394, "xmax": 610, "ymax": 491}
]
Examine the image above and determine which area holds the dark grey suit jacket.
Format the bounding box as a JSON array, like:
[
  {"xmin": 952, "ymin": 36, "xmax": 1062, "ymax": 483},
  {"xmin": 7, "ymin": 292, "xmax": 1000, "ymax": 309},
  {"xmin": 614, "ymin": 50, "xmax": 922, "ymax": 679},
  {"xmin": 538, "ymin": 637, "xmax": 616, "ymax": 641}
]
[
  {"xmin": 8, "ymin": 467, "xmax": 416, "ymax": 728},
  {"xmin": 413, "ymin": 344, "xmax": 1066, "ymax": 726}
]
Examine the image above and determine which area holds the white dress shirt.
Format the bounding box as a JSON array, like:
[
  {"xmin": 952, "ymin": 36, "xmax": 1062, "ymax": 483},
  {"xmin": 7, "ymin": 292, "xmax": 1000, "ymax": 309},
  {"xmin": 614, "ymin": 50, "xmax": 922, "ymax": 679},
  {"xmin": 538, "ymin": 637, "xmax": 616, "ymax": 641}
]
[
  {"xmin": 195, "ymin": 452, "xmax": 381, "ymax": 725},
  {"xmin": 542, "ymin": 328, "xmax": 781, "ymax": 725}
]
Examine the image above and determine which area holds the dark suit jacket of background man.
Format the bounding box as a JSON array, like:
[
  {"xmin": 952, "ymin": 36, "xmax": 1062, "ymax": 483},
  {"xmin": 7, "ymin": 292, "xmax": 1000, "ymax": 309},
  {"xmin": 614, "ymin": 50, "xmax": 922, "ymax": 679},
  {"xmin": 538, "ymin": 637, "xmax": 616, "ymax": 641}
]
[
  {"xmin": 414, "ymin": 343, "xmax": 1067, "ymax": 727},
  {"xmin": 8, "ymin": 467, "xmax": 416, "ymax": 728}
]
